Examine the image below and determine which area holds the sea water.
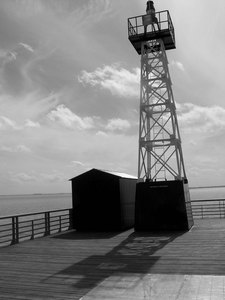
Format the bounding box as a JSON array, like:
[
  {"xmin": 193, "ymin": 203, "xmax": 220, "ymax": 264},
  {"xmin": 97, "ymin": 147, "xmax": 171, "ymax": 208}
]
[
  {"xmin": 0, "ymin": 187, "xmax": 225, "ymax": 218},
  {"xmin": 0, "ymin": 193, "xmax": 72, "ymax": 217},
  {"xmin": 189, "ymin": 186, "xmax": 225, "ymax": 201}
]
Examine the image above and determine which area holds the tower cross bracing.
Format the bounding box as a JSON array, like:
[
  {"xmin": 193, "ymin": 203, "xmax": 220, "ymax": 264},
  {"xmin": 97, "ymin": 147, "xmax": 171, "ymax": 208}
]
[{"xmin": 138, "ymin": 39, "xmax": 186, "ymax": 181}]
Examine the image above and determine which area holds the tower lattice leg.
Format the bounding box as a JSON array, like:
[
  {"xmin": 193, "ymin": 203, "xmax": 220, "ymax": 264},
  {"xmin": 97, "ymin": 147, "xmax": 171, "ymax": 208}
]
[{"xmin": 138, "ymin": 39, "xmax": 186, "ymax": 182}]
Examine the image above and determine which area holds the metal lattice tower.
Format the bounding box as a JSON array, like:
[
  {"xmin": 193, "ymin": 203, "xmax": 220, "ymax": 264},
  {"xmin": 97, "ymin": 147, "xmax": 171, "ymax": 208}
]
[{"xmin": 128, "ymin": 1, "xmax": 187, "ymax": 182}]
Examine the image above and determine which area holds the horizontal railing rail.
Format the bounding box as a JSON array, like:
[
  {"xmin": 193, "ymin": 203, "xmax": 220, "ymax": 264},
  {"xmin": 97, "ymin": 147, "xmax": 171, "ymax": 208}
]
[
  {"xmin": 191, "ymin": 199, "xmax": 225, "ymax": 219},
  {"xmin": 0, "ymin": 208, "xmax": 73, "ymax": 247}
]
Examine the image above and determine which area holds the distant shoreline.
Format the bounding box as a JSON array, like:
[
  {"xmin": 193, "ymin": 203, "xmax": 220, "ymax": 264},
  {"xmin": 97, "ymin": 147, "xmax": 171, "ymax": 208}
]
[
  {"xmin": 0, "ymin": 192, "xmax": 72, "ymax": 197},
  {"xmin": 1, "ymin": 186, "xmax": 225, "ymax": 196},
  {"xmin": 189, "ymin": 186, "xmax": 225, "ymax": 189}
]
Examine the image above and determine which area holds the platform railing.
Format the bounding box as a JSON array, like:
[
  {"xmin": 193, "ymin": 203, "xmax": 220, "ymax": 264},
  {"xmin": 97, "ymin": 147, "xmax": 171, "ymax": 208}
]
[
  {"xmin": 0, "ymin": 208, "xmax": 73, "ymax": 247},
  {"xmin": 190, "ymin": 199, "xmax": 225, "ymax": 219},
  {"xmin": 128, "ymin": 10, "xmax": 174, "ymax": 37}
]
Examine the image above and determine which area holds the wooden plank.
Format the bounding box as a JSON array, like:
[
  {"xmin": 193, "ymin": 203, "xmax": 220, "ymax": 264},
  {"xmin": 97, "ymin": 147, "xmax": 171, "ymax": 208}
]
[{"xmin": 1, "ymin": 220, "xmax": 225, "ymax": 299}]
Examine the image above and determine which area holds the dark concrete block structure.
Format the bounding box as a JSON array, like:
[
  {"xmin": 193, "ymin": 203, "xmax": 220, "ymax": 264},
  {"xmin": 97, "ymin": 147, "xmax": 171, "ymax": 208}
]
[
  {"xmin": 135, "ymin": 180, "xmax": 194, "ymax": 231},
  {"xmin": 70, "ymin": 169, "xmax": 137, "ymax": 231}
]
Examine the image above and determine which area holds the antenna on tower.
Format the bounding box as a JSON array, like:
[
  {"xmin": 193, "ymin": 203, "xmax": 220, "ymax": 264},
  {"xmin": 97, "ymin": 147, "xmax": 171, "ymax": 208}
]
[{"xmin": 143, "ymin": 1, "xmax": 160, "ymax": 33}]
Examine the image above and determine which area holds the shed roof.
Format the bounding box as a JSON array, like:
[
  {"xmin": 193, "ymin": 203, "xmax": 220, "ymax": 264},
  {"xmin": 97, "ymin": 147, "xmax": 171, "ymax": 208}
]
[
  {"xmin": 101, "ymin": 170, "xmax": 137, "ymax": 179},
  {"xmin": 70, "ymin": 168, "xmax": 137, "ymax": 181}
]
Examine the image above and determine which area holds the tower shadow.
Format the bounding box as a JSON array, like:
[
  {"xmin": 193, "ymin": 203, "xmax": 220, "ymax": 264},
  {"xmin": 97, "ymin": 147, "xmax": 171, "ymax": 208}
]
[{"xmin": 49, "ymin": 229, "xmax": 184, "ymax": 295}]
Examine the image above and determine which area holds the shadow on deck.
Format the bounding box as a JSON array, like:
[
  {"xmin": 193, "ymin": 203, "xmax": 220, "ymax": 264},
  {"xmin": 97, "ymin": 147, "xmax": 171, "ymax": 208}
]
[
  {"xmin": 51, "ymin": 230, "xmax": 183, "ymax": 292},
  {"xmin": 1, "ymin": 219, "xmax": 225, "ymax": 299},
  {"xmin": 50, "ymin": 219, "xmax": 225, "ymax": 294}
]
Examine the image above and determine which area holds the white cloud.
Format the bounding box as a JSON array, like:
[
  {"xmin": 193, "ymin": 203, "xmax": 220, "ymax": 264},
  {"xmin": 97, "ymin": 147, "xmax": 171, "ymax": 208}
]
[
  {"xmin": 0, "ymin": 116, "xmax": 41, "ymax": 131},
  {"xmin": 16, "ymin": 145, "xmax": 31, "ymax": 153},
  {"xmin": 171, "ymin": 60, "xmax": 185, "ymax": 72},
  {"xmin": 40, "ymin": 172, "xmax": 65, "ymax": 183},
  {"xmin": 47, "ymin": 104, "xmax": 95, "ymax": 130},
  {"xmin": 19, "ymin": 43, "xmax": 34, "ymax": 53},
  {"xmin": 72, "ymin": 161, "xmax": 85, "ymax": 167},
  {"xmin": 177, "ymin": 103, "xmax": 225, "ymax": 135},
  {"xmin": 0, "ymin": 43, "xmax": 33, "ymax": 67},
  {"xmin": 0, "ymin": 91, "xmax": 58, "ymax": 125},
  {"xmin": 78, "ymin": 64, "xmax": 140, "ymax": 98},
  {"xmin": 11, "ymin": 171, "xmax": 65, "ymax": 183},
  {"xmin": 0, "ymin": 145, "xmax": 31, "ymax": 153},
  {"xmin": 8, "ymin": 52, "xmax": 17, "ymax": 61},
  {"xmin": 0, "ymin": 146, "xmax": 14, "ymax": 152},
  {"xmin": 12, "ymin": 172, "xmax": 37, "ymax": 182},
  {"xmin": 0, "ymin": 116, "xmax": 20, "ymax": 130},
  {"xmin": 0, "ymin": 50, "xmax": 17, "ymax": 65},
  {"xmin": 24, "ymin": 119, "xmax": 40, "ymax": 128},
  {"xmin": 106, "ymin": 118, "xmax": 131, "ymax": 132},
  {"xmin": 96, "ymin": 131, "xmax": 108, "ymax": 137},
  {"xmin": 82, "ymin": 0, "xmax": 112, "ymax": 25},
  {"xmin": 7, "ymin": 0, "xmax": 112, "ymax": 25}
]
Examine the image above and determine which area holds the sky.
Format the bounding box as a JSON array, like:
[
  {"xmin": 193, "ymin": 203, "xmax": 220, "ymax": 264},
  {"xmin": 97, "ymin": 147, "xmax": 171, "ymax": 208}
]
[{"xmin": 1, "ymin": 0, "xmax": 225, "ymax": 194}]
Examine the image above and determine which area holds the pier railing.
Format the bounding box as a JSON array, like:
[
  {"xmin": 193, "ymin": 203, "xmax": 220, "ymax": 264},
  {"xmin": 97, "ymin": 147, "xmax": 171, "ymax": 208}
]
[
  {"xmin": 1, "ymin": 200, "xmax": 225, "ymax": 247},
  {"xmin": 0, "ymin": 208, "xmax": 73, "ymax": 247},
  {"xmin": 191, "ymin": 199, "xmax": 225, "ymax": 219}
]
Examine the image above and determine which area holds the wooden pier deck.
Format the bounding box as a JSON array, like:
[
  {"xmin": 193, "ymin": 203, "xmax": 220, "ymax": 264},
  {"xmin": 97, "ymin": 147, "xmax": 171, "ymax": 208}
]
[{"xmin": 1, "ymin": 219, "xmax": 225, "ymax": 299}]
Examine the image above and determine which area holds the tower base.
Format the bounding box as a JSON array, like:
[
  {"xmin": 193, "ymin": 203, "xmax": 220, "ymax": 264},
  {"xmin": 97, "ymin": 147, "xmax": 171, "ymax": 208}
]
[{"xmin": 135, "ymin": 180, "xmax": 194, "ymax": 231}]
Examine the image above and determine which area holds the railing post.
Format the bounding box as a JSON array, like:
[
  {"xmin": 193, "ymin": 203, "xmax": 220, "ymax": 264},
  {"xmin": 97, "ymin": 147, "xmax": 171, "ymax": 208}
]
[
  {"xmin": 59, "ymin": 216, "xmax": 61, "ymax": 233},
  {"xmin": 11, "ymin": 216, "xmax": 19, "ymax": 245},
  {"xmin": 31, "ymin": 220, "xmax": 34, "ymax": 240},
  {"xmin": 44, "ymin": 212, "xmax": 50, "ymax": 236},
  {"xmin": 69, "ymin": 209, "xmax": 73, "ymax": 230},
  {"xmin": 11, "ymin": 217, "xmax": 15, "ymax": 244}
]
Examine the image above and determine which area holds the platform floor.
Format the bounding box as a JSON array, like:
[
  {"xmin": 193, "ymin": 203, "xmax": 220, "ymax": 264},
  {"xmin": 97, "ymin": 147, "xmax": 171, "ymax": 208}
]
[{"xmin": 1, "ymin": 219, "xmax": 225, "ymax": 299}]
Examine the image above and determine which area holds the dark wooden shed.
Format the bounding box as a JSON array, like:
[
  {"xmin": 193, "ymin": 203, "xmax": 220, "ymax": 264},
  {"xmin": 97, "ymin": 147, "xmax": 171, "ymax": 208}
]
[{"xmin": 70, "ymin": 168, "xmax": 137, "ymax": 231}]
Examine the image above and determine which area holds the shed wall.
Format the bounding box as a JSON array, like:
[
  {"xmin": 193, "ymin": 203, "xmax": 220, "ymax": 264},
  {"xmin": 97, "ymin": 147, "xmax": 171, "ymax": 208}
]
[
  {"xmin": 119, "ymin": 178, "xmax": 136, "ymax": 229},
  {"xmin": 71, "ymin": 170, "xmax": 121, "ymax": 231}
]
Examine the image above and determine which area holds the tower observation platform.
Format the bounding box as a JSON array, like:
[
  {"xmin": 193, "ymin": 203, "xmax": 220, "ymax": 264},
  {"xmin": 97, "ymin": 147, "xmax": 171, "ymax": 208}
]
[{"xmin": 128, "ymin": 10, "xmax": 175, "ymax": 54}]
